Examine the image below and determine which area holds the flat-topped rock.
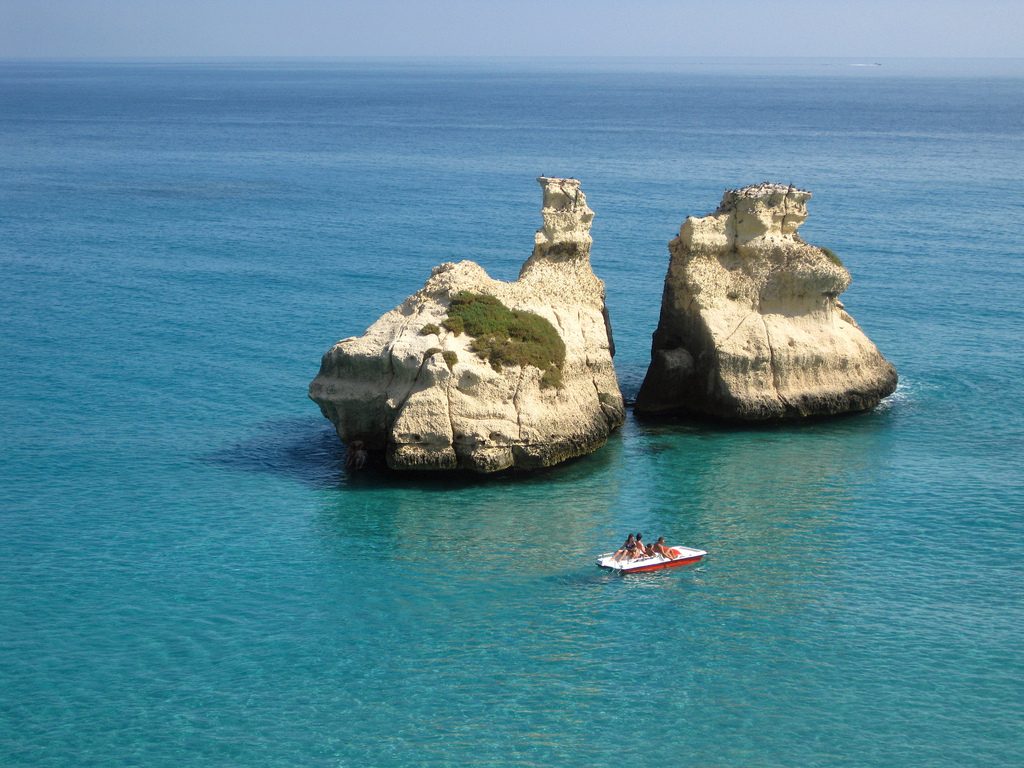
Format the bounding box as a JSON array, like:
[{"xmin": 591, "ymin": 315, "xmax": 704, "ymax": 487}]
[
  {"xmin": 635, "ymin": 183, "xmax": 897, "ymax": 420},
  {"xmin": 309, "ymin": 177, "xmax": 625, "ymax": 472}
]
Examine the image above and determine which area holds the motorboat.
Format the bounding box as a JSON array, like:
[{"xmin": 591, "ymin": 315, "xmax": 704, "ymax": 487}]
[{"xmin": 596, "ymin": 545, "xmax": 706, "ymax": 574}]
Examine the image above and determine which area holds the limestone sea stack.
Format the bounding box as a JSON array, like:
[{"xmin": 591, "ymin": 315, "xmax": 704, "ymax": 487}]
[
  {"xmin": 309, "ymin": 177, "xmax": 625, "ymax": 472},
  {"xmin": 635, "ymin": 183, "xmax": 897, "ymax": 420}
]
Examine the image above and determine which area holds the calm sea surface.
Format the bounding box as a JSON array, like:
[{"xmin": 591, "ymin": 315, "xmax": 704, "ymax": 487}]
[{"xmin": 2, "ymin": 59, "xmax": 1023, "ymax": 767}]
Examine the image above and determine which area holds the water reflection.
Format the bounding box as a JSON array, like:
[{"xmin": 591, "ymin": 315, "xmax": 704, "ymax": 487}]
[
  {"xmin": 311, "ymin": 431, "xmax": 627, "ymax": 572},
  {"xmin": 201, "ymin": 416, "xmax": 347, "ymax": 489},
  {"xmin": 622, "ymin": 409, "xmax": 894, "ymax": 615},
  {"xmin": 208, "ymin": 407, "xmax": 895, "ymax": 618}
]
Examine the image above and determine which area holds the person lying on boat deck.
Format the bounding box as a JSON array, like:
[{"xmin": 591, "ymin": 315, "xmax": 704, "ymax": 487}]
[
  {"xmin": 612, "ymin": 533, "xmax": 636, "ymax": 562},
  {"xmin": 650, "ymin": 537, "xmax": 676, "ymax": 559}
]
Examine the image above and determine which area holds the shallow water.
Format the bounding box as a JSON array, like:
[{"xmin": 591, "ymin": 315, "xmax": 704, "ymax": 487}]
[{"xmin": 2, "ymin": 59, "xmax": 1023, "ymax": 766}]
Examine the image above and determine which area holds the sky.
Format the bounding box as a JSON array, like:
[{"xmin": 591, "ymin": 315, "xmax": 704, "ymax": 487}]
[{"xmin": 0, "ymin": 0, "xmax": 1021, "ymax": 59}]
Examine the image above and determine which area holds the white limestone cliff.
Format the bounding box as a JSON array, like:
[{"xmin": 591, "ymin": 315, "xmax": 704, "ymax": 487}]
[
  {"xmin": 309, "ymin": 177, "xmax": 625, "ymax": 472},
  {"xmin": 635, "ymin": 183, "xmax": 897, "ymax": 419}
]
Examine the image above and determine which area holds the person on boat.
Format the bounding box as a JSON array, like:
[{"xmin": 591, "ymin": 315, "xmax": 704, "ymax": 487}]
[
  {"xmin": 634, "ymin": 532, "xmax": 649, "ymax": 558},
  {"xmin": 651, "ymin": 536, "xmax": 676, "ymax": 560},
  {"xmin": 612, "ymin": 533, "xmax": 636, "ymax": 562}
]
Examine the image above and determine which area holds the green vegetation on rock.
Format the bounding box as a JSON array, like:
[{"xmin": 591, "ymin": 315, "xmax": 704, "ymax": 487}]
[
  {"xmin": 424, "ymin": 347, "xmax": 458, "ymax": 370},
  {"xmin": 442, "ymin": 291, "xmax": 565, "ymax": 388},
  {"xmin": 819, "ymin": 246, "xmax": 844, "ymax": 267},
  {"xmin": 419, "ymin": 323, "xmax": 441, "ymax": 336},
  {"xmin": 441, "ymin": 315, "xmax": 464, "ymax": 336}
]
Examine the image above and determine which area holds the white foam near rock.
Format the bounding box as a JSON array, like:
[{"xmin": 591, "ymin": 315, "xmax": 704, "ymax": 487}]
[
  {"xmin": 309, "ymin": 177, "xmax": 625, "ymax": 471},
  {"xmin": 635, "ymin": 183, "xmax": 898, "ymax": 419}
]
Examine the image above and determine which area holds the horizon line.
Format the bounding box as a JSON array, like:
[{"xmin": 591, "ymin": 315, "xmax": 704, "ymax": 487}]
[{"xmin": 2, "ymin": 54, "xmax": 1024, "ymax": 62}]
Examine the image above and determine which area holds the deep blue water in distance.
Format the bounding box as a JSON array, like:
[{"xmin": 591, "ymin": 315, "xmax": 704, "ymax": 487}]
[{"xmin": 2, "ymin": 59, "xmax": 1023, "ymax": 767}]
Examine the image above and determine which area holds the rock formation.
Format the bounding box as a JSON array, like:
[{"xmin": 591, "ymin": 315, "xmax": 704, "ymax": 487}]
[
  {"xmin": 309, "ymin": 177, "xmax": 625, "ymax": 472},
  {"xmin": 635, "ymin": 183, "xmax": 897, "ymax": 420}
]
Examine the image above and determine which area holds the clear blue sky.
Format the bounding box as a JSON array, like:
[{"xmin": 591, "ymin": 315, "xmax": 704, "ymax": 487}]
[{"xmin": 0, "ymin": 0, "xmax": 1021, "ymax": 59}]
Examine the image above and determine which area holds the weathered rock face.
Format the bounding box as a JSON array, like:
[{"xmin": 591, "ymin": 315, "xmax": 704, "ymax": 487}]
[
  {"xmin": 309, "ymin": 177, "xmax": 625, "ymax": 472},
  {"xmin": 635, "ymin": 183, "xmax": 897, "ymax": 420}
]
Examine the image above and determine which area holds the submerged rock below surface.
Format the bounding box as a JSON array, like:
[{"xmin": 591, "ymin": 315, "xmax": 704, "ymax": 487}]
[
  {"xmin": 309, "ymin": 177, "xmax": 625, "ymax": 472},
  {"xmin": 635, "ymin": 183, "xmax": 897, "ymax": 420}
]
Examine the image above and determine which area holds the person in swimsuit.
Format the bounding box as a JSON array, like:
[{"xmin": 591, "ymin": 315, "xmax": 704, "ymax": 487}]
[
  {"xmin": 345, "ymin": 440, "xmax": 368, "ymax": 470},
  {"xmin": 651, "ymin": 536, "xmax": 676, "ymax": 560},
  {"xmin": 612, "ymin": 533, "xmax": 635, "ymax": 562},
  {"xmin": 634, "ymin": 532, "xmax": 649, "ymax": 558}
]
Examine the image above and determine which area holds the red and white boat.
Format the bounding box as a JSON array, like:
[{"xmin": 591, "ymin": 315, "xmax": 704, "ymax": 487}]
[{"xmin": 596, "ymin": 545, "xmax": 707, "ymax": 574}]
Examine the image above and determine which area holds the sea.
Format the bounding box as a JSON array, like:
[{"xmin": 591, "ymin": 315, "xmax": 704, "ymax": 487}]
[{"xmin": 1, "ymin": 58, "xmax": 1022, "ymax": 767}]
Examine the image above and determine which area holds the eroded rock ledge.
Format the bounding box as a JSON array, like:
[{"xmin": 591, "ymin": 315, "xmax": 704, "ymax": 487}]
[
  {"xmin": 309, "ymin": 177, "xmax": 625, "ymax": 472},
  {"xmin": 635, "ymin": 183, "xmax": 897, "ymax": 420}
]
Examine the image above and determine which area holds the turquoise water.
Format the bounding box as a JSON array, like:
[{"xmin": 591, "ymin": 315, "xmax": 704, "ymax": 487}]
[{"xmin": 2, "ymin": 59, "xmax": 1023, "ymax": 766}]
